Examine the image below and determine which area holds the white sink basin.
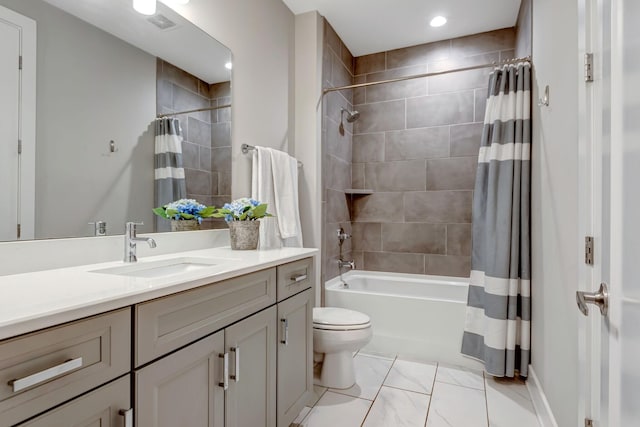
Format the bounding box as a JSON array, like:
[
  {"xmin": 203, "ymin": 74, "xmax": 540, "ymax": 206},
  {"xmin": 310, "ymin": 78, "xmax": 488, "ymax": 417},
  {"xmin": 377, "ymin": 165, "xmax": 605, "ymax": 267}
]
[{"xmin": 91, "ymin": 257, "xmax": 236, "ymax": 279}]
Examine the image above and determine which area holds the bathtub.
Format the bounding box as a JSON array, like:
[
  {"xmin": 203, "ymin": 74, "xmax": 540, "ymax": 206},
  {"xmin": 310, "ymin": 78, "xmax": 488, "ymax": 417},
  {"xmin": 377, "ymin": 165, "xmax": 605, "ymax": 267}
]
[{"xmin": 325, "ymin": 270, "xmax": 482, "ymax": 369}]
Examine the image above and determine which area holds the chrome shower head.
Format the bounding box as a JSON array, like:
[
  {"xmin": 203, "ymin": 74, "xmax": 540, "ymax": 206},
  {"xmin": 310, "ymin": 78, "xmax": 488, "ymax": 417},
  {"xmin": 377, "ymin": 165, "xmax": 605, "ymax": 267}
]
[{"xmin": 341, "ymin": 108, "xmax": 360, "ymax": 123}]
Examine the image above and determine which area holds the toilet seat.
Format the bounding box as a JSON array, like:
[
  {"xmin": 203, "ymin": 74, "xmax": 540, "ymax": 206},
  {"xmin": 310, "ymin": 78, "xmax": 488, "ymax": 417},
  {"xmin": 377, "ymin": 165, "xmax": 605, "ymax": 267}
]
[{"xmin": 313, "ymin": 307, "xmax": 371, "ymax": 331}]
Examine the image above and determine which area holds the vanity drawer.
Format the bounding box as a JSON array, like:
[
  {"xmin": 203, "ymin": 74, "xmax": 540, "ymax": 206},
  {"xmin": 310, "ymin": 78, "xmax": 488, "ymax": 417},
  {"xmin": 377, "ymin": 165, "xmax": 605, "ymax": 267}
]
[
  {"xmin": 136, "ymin": 267, "xmax": 276, "ymax": 366},
  {"xmin": 0, "ymin": 308, "xmax": 131, "ymax": 427},
  {"xmin": 276, "ymin": 258, "xmax": 314, "ymax": 302}
]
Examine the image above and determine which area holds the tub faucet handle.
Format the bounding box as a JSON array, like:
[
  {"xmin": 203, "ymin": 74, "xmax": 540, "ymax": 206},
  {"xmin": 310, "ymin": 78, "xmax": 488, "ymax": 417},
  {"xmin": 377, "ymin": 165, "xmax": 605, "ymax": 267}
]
[
  {"xmin": 337, "ymin": 228, "xmax": 351, "ymax": 242},
  {"xmin": 338, "ymin": 259, "xmax": 355, "ymax": 269}
]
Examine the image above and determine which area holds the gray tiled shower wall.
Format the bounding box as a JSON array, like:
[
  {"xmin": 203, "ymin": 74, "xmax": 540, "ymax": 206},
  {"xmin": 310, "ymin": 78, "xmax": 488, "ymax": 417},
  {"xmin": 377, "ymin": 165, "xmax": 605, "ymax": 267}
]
[
  {"xmin": 156, "ymin": 59, "xmax": 231, "ymax": 229},
  {"xmin": 322, "ymin": 25, "xmax": 516, "ymax": 283}
]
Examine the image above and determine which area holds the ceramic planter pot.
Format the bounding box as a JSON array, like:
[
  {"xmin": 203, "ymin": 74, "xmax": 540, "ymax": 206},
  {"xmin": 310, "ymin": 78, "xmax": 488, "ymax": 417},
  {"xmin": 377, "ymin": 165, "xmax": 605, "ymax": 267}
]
[
  {"xmin": 228, "ymin": 221, "xmax": 260, "ymax": 250},
  {"xmin": 171, "ymin": 219, "xmax": 200, "ymax": 232}
]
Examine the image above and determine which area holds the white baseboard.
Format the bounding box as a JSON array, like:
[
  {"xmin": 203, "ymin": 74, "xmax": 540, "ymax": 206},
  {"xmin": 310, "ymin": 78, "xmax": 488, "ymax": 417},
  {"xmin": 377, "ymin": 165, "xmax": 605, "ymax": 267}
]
[{"xmin": 527, "ymin": 365, "xmax": 559, "ymax": 427}]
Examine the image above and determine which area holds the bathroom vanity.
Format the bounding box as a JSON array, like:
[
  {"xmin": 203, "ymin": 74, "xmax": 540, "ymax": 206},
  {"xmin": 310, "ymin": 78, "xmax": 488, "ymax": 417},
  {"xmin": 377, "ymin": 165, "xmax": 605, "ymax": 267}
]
[{"xmin": 0, "ymin": 247, "xmax": 317, "ymax": 427}]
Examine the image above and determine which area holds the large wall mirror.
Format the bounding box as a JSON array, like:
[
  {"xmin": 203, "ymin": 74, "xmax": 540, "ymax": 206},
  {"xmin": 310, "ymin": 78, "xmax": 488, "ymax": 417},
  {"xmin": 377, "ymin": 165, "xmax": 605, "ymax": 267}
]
[{"xmin": 0, "ymin": 0, "xmax": 232, "ymax": 242}]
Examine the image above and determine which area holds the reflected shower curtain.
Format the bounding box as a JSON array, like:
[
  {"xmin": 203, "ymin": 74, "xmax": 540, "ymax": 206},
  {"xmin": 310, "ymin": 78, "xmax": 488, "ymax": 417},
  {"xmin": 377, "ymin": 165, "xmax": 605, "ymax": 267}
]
[
  {"xmin": 461, "ymin": 63, "xmax": 531, "ymax": 378},
  {"xmin": 154, "ymin": 117, "xmax": 187, "ymax": 232}
]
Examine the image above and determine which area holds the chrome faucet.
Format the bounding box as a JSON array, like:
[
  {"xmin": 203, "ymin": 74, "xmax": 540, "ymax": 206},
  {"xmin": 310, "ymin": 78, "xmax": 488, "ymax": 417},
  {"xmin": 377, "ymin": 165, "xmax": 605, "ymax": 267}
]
[
  {"xmin": 338, "ymin": 259, "xmax": 355, "ymax": 269},
  {"xmin": 124, "ymin": 222, "xmax": 156, "ymax": 263}
]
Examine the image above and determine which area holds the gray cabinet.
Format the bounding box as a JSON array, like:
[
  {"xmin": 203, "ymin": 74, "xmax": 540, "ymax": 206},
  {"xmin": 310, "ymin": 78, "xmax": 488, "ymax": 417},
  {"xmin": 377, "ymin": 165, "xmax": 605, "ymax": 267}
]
[
  {"xmin": 225, "ymin": 306, "xmax": 277, "ymax": 427},
  {"xmin": 17, "ymin": 375, "xmax": 130, "ymax": 427},
  {"xmin": 277, "ymin": 288, "xmax": 313, "ymax": 427},
  {"xmin": 136, "ymin": 331, "xmax": 225, "ymax": 427}
]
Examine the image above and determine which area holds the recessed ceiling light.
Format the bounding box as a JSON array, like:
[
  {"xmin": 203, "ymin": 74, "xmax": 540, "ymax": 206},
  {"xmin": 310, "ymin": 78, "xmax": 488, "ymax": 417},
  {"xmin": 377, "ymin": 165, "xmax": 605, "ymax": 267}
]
[
  {"xmin": 225, "ymin": 62, "xmax": 233, "ymax": 70},
  {"xmin": 133, "ymin": 0, "xmax": 156, "ymax": 15},
  {"xmin": 430, "ymin": 16, "xmax": 447, "ymax": 27}
]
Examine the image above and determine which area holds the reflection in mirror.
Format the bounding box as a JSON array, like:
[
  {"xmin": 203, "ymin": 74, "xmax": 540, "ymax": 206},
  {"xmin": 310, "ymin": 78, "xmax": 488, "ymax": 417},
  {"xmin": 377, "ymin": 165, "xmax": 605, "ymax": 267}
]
[{"xmin": 0, "ymin": 0, "xmax": 231, "ymax": 242}]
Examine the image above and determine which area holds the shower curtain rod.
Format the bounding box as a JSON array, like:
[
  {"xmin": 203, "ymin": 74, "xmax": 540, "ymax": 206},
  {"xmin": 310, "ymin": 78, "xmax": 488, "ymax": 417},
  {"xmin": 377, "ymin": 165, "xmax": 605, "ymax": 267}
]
[
  {"xmin": 322, "ymin": 56, "xmax": 531, "ymax": 96},
  {"xmin": 156, "ymin": 104, "xmax": 231, "ymax": 118}
]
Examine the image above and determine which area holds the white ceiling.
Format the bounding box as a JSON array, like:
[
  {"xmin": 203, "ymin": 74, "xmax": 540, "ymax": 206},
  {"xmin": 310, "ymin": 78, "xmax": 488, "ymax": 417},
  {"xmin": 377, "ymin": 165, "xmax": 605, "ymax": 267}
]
[
  {"xmin": 282, "ymin": 0, "xmax": 522, "ymax": 57},
  {"xmin": 43, "ymin": 0, "xmax": 232, "ymax": 84}
]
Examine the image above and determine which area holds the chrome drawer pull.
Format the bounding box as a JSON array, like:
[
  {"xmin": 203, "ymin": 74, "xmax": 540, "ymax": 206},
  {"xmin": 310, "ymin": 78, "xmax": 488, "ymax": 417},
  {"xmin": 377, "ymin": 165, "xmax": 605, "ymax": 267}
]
[
  {"xmin": 290, "ymin": 273, "xmax": 307, "ymax": 283},
  {"xmin": 119, "ymin": 408, "xmax": 133, "ymax": 427},
  {"xmin": 280, "ymin": 318, "xmax": 289, "ymax": 345},
  {"xmin": 218, "ymin": 353, "xmax": 229, "ymax": 390},
  {"xmin": 9, "ymin": 357, "xmax": 83, "ymax": 393},
  {"xmin": 230, "ymin": 347, "xmax": 240, "ymax": 382}
]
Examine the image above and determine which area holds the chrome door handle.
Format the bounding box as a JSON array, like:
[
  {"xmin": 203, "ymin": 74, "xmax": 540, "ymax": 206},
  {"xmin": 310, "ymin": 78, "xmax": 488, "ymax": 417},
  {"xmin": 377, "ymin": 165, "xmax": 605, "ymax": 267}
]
[
  {"xmin": 280, "ymin": 318, "xmax": 289, "ymax": 345},
  {"xmin": 230, "ymin": 347, "xmax": 240, "ymax": 382},
  {"xmin": 119, "ymin": 408, "xmax": 133, "ymax": 427},
  {"xmin": 218, "ymin": 353, "xmax": 229, "ymax": 390},
  {"xmin": 8, "ymin": 357, "xmax": 83, "ymax": 392},
  {"xmin": 576, "ymin": 282, "xmax": 609, "ymax": 316}
]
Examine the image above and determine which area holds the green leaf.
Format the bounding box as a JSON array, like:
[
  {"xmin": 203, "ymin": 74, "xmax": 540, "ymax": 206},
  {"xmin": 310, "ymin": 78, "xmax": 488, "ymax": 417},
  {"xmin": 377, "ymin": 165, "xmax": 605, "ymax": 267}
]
[
  {"xmin": 199, "ymin": 206, "xmax": 216, "ymax": 218},
  {"xmin": 165, "ymin": 208, "xmax": 179, "ymax": 218},
  {"xmin": 251, "ymin": 204, "xmax": 268, "ymax": 218},
  {"xmin": 180, "ymin": 213, "xmax": 195, "ymax": 219},
  {"xmin": 152, "ymin": 207, "xmax": 169, "ymax": 219}
]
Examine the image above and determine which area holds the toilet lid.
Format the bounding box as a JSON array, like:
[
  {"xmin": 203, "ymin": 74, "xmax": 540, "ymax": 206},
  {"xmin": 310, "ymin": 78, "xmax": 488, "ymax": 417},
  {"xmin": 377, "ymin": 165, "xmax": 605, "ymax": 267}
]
[{"xmin": 313, "ymin": 307, "xmax": 371, "ymax": 330}]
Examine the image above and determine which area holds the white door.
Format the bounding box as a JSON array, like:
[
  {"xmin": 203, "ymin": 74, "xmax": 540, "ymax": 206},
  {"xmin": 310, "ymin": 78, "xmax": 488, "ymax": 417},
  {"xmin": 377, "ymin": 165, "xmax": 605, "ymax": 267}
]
[
  {"xmin": 579, "ymin": 0, "xmax": 640, "ymax": 425},
  {"xmin": 0, "ymin": 5, "xmax": 36, "ymax": 241}
]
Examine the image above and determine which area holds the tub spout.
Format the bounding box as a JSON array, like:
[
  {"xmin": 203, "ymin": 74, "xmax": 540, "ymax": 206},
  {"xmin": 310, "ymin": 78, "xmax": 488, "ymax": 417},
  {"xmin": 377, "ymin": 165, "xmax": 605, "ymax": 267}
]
[{"xmin": 338, "ymin": 259, "xmax": 355, "ymax": 269}]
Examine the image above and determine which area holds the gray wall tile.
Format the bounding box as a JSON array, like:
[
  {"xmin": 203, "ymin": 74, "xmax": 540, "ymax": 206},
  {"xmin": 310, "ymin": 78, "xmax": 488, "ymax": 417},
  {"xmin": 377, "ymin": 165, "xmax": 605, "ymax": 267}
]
[
  {"xmin": 354, "ymin": 100, "xmax": 405, "ymax": 133},
  {"xmin": 425, "ymin": 254, "xmax": 471, "ymax": 277},
  {"xmin": 451, "ymin": 28, "xmax": 516, "ymax": 57},
  {"xmin": 327, "ymin": 189, "xmax": 350, "ymax": 223},
  {"xmin": 199, "ymin": 146, "xmax": 212, "ymax": 171},
  {"xmin": 185, "ymin": 168, "xmax": 211, "ymax": 195},
  {"xmin": 385, "ymin": 127, "xmax": 450, "ymax": 161},
  {"xmin": 353, "ymin": 75, "xmax": 366, "ymax": 105},
  {"xmin": 474, "ymin": 89, "xmax": 487, "ymax": 122},
  {"xmin": 407, "ymin": 91, "xmax": 474, "ymax": 128},
  {"xmin": 181, "ymin": 141, "xmax": 199, "ymax": 170},
  {"xmin": 211, "ymin": 81, "xmax": 231, "ymax": 98},
  {"xmin": 364, "ymin": 252, "xmax": 425, "ymax": 274},
  {"xmin": 382, "ymin": 223, "xmax": 446, "ymax": 254},
  {"xmin": 211, "ymin": 122, "xmax": 231, "ymax": 148},
  {"xmin": 355, "ymin": 52, "xmax": 386, "ymax": 75},
  {"xmin": 352, "ymin": 163, "xmax": 365, "ymax": 189},
  {"xmin": 426, "ymin": 157, "xmax": 478, "ymax": 190},
  {"xmin": 353, "ymin": 192, "xmax": 404, "ymax": 222},
  {"xmin": 326, "ymin": 155, "xmax": 351, "ymax": 191},
  {"xmin": 386, "ymin": 40, "xmax": 451, "ymax": 69},
  {"xmin": 366, "ymin": 65, "xmax": 428, "ymax": 103},
  {"xmin": 186, "ymin": 117, "xmax": 211, "ymax": 147},
  {"xmin": 404, "ymin": 191, "xmax": 472, "ymax": 223},
  {"xmin": 447, "ymin": 224, "xmax": 472, "ymax": 256},
  {"xmin": 327, "ymin": 118, "xmax": 353, "ymax": 162},
  {"xmin": 211, "ymin": 147, "xmax": 231, "ymax": 172},
  {"xmin": 365, "ymin": 160, "xmax": 426, "ymax": 191},
  {"xmin": 159, "ymin": 59, "xmax": 199, "ymax": 93},
  {"xmin": 450, "ymin": 123, "xmax": 483, "ymax": 156},
  {"xmin": 219, "ymin": 171, "xmax": 232, "ymax": 196},
  {"xmin": 351, "ymin": 222, "xmax": 382, "ymax": 251},
  {"xmin": 353, "ymin": 133, "xmax": 385, "ymax": 163}
]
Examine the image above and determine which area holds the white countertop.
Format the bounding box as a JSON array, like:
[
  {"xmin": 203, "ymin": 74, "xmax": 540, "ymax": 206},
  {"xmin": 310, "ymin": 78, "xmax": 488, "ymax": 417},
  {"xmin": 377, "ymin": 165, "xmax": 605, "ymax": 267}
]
[{"xmin": 0, "ymin": 246, "xmax": 318, "ymax": 341}]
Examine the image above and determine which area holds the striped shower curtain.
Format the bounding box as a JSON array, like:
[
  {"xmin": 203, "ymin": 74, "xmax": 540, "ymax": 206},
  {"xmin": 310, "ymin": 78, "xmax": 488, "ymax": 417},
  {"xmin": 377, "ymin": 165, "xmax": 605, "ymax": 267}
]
[
  {"xmin": 155, "ymin": 117, "xmax": 186, "ymax": 232},
  {"xmin": 461, "ymin": 62, "xmax": 531, "ymax": 378}
]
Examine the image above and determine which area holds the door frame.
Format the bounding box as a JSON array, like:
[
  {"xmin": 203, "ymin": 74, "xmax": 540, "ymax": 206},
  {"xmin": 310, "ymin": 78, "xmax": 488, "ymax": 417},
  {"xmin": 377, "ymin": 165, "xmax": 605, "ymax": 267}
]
[{"xmin": 0, "ymin": 5, "xmax": 36, "ymax": 240}]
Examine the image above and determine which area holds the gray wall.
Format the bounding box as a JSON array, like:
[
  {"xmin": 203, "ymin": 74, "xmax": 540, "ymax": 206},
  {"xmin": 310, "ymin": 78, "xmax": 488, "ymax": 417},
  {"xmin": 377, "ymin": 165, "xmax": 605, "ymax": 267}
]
[
  {"xmin": 321, "ymin": 20, "xmax": 355, "ymax": 283},
  {"xmin": 515, "ymin": 0, "xmax": 533, "ymax": 57},
  {"xmin": 349, "ymin": 28, "xmax": 516, "ymax": 277},
  {"xmin": 531, "ymin": 0, "xmax": 579, "ymax": 424},
  {"xmin": 1, "ymin": 0, "xmax": 156, "ymax": 239}
]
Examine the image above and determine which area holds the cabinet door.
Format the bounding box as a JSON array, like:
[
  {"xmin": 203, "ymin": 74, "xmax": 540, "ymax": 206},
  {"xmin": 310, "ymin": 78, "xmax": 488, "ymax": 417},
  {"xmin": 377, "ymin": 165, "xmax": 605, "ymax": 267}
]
[
  {"xmin": 225, "ymin": 306, "xmax": 277, "ymax": 427},
  {"xmin": 277, "ymin": 289, "xmax": 313, "ymax": 427},
  {"xmin": 18, "ymin": 375, "xmax": 130, "ymax": 427},
  {"xmin": 136, "ymin": 331, "xmax": 225, "ymax": 427}
]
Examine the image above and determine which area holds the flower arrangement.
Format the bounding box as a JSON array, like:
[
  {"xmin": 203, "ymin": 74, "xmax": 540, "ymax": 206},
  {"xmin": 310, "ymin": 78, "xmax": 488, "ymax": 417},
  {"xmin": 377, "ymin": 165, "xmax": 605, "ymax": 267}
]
[
  {"xmin": 153, "ymin": 199, "xmax": 216, "ymax": 224},
  {"xmin": 212, "ymin": 198, "xmax": 272, "ymax": 222}
]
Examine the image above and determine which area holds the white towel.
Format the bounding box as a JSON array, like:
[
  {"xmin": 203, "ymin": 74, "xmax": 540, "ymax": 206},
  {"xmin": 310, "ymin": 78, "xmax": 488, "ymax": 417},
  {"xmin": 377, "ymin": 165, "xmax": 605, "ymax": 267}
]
[{"xmin": 251, "ymin": 147, "xmax": 303, "ymax": 249}]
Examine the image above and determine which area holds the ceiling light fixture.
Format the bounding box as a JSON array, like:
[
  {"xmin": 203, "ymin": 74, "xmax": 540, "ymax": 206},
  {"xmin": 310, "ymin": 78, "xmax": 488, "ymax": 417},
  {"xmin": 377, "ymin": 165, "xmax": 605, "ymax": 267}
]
[
  {"xmin": 133, "ymin": 0, "xmax": 156, "ymax": 15},
  {"xmin": 225, "ymin": 62, "xmax": 233, "ymax": 70},
  {"xmin": 430, "ymin": 16, "xmax": 447, "ymax": 27}
]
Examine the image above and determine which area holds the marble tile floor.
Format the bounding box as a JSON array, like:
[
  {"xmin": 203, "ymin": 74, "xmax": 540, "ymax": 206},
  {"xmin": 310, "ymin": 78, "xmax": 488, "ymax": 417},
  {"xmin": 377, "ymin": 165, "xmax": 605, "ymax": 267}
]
[{"xmin": 292, "ymin": 352, "xmax": 541, "ymax": 427}]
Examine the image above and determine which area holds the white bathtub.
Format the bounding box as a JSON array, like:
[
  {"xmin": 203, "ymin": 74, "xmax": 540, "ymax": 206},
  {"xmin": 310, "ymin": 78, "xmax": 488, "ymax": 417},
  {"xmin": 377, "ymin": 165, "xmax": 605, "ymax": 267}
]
[{"xmin": 325, "ymin": 270, "xmax": 482, "ymax": 369}]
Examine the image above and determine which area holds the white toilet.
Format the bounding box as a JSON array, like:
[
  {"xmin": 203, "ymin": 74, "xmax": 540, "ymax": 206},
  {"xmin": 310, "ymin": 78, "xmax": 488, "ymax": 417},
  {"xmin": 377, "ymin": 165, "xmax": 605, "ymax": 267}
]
[{"xmin": 313, "ymin": 307, "xmax": 373, "ymax": 389}]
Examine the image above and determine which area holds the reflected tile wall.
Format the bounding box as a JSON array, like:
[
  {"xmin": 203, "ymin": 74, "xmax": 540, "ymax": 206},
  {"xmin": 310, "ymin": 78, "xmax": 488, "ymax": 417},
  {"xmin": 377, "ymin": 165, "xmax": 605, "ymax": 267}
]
[
  {"xmin": 350, "ymin": 28, "xmax": 515, "ymax": 277},
  {"xmin": 156, "ymin": 59, "xmax": 231, "ymax": 230}
]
